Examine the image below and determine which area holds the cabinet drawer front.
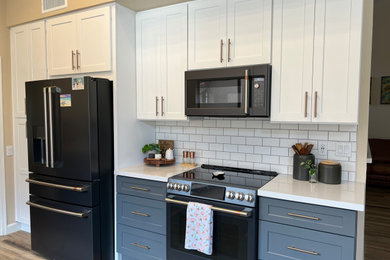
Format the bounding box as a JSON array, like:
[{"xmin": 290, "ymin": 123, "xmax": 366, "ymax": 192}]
[
  {"xmin": 117, "ymin": 176, "xmax": 166, "ymax": 201},
  {"xmin": 117, "ymin": 224, "xmax": 166, "ymax": 260},
  {"xmin": 259, "ymin": 197, "xmax": 356, "ymax": 237},
  {"xmin": 117, "ymin": 194, "xmax": 166, "ymax": 235},
  {"xmin": 259, "ymin": 221, "xmax": 355, "ymax": 260}
]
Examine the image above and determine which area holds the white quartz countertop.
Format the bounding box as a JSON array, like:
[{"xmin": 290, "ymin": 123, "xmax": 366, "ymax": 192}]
[
  {"xmin": 258, "ymin": 174, "xmax": 366, "ymax": 211},
  {"xmin": 115, "ymin": 163, "xmax": 197, "ymax": 182}
]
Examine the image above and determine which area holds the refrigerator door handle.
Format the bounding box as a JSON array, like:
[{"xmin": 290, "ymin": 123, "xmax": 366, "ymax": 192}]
[
  {"xmin": 43, "ymin": 87, "xmax": 49, "ymax": 168},
  {"xmin": 26, "ymin": 201, "xmax": 90, "ymax": 218},
  {"xmin": 48, "ymin": 87, "xmax": 54, "ymax": 168}
]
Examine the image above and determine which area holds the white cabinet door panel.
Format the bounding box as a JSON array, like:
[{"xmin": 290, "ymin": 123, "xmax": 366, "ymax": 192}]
[
  {"xmin": 312, "ymin": 0, "xmax": 362, "ymax": 124},
  {"xmin": 78, "ymin": 6, "xmax": 112, "ymax": 73},
  {"xmin": 29, "ymin": 21, "xmax": 47, "ymax": 81},
  {"xmin": 47, "ymin": 15, "xmax": 77, "ymax": 76},
  {"xmin": 136, "ymin": 10, "xmax": 162, "ymax": 120},
  {"xmin": 188, "ymin": 0, "xmax": 227, "ymax": 69},
  {"xmin": 271, "ymin": 0, "xmax": 315, "ymax": 122},
  {"xmin": 227, "ymin": 0, "xmax": 272, "ymax": 66},
  {"xmin": 161, "ymin": 5, "xmax": 188, "ymax": 120}
]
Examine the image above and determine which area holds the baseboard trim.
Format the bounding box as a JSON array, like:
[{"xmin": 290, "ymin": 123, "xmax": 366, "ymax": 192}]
[
  {"xmin": 6, "ymin": 222, "xmax": 21, "ymax": 234},
  {"xmin": 20, "ymin": 223, "xmax": 30, "ymax": 233}
]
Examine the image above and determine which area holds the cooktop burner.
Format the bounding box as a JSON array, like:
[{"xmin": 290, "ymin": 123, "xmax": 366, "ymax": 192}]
[{"xmin": 167, "ymin": 164, "xmax": 278, "ymax": 207}]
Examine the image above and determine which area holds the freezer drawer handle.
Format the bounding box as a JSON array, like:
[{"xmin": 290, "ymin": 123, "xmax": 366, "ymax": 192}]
[
  {"xmin": 26, "ymin": 201, "xmax": 90, "ymax": 218},
  {"xmin": 287, "ymin": 246, "xmax": 319, "ymax": 256},
  {"xmin": 130, "ymin": 243, "xmax": 150, "ymax": 250},
  {"xmin": 287, "ymin": 212, "xmax": 320, "ymax": 221},
  {"xmin": 26, "ymin": 179, "xmax": 89, "ymax": 192},
  {"xmin": 165, "ymin": 198, "xmax": 252, "ymax": 217},
  {"xmin": 130, "ymin": 186, "xmax": 150, "ymax": 192}
]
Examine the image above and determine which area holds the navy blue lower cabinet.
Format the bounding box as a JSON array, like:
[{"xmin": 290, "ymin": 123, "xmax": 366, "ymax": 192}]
[
  {"xmin": 117, "ymin": 224, "xmax": 166, "ymax": 260},
  {"xmin": 258, "ymin": 221, "xmax": 355, "ymax": 260}
]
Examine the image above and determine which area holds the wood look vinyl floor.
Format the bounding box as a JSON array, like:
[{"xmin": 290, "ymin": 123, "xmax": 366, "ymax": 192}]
[{"xmin": 0, "ymin": 186, "xmax": 389, "ymax": 259}]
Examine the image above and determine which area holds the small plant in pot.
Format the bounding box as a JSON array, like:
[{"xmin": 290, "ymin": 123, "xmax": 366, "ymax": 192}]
[
  {"xmin": 292, "ymin": 142, "xmax": 315, "ymax": 181},
  {"xmin": 301, "ymin": 160, "xmax": 317, "ymax": 183},
  {"xmin": 142, "ymin": 143, "xmax": 161, "ymax": 159}
]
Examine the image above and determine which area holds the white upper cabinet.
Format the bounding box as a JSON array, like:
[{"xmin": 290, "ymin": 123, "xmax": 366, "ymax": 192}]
[
  {"xmin": 11, "ymin": 20, "xmax": 47, "ymax": 118},
  {"xmin": 47, "ymin": 6, "xmax": 111, "ymax": 76},
  {"xmin": 227, "ymin": 0, "xmax": 272, "ymax": 67},
  {"xmin": 271, "ymin": 0, "xmax": 363, "ymax": 124},
  {"xmin": 312, "ymin": 0, "xmax": 363, "ymax": 124},
  {"xmin": 137, "ymin": 4, "xmax": 188, "ymax": 120},
  {"xmin": 188, "ymin": 0, "xmax": 272, "ymax": 70},
  {"xmin": 271, "ymin": 0, "xmax": 315, "ymax": 122},
  {"xmin": 188, "ymin": 0, "xmax": 227, "ymax": 69}
]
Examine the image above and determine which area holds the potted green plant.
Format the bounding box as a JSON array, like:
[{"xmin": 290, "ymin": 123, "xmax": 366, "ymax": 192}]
[
  {"xmin": 142, "ymin": 143, "xmax": 161, "ymax": 159},
  {"xmin": 301, "ymin": 160, "xmax": 317, "ymax": 183}
]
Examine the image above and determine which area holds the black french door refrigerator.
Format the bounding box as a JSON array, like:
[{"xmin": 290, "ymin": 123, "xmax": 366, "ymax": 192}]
[{"xmin": 25, "ymin": 77, "xmax": 114, "ymax": 260}]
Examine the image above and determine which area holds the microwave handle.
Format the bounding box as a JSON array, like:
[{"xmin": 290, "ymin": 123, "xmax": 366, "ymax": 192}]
[{"xmin": 244, "ymin": 70, "xmax": 249, "ymax": 114}]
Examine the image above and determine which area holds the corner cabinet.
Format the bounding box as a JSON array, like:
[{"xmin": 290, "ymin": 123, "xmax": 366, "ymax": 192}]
[
  {"xmin": 271, "ymin": 0, "xmax": 363, "ymax": 124},
  {"xmin": 46, "ymin": 6, "xmax": 111, "ymax": 76},
  {"xmin": 188, "ymin": 0, "xmax": 272, "ymax": 70},
  {"xmin": 136, "ymin": 4, "xmax": 188, "ymax": 120},
  {"xmin": 10, "ymin": 20, "xmax": 47, "ymax": 226}
]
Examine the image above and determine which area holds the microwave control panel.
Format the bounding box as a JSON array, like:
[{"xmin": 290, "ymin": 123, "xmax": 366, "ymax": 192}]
[{"xmin": 252, "ymin": 77, "xmax": 265, "ymax": 109}]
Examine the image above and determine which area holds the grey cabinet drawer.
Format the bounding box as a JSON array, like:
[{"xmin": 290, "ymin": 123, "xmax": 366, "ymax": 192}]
[
  {"xmin": 117, "ymin": 176, "xmax": 166, "ymax": 201},
  {"xmin": 259, "ymin": 197, "xmax": 357, "ymax": 237},
  {"xmin": 117, "ymin": 194, "xmax": 166, "ymax": 235},
  {"xmin": 117, "ymin": 224, "xmax": 166, "ymax": 260},
  {"xmin": 259, "ymin": 221, "xmax": 355, "ymax": 260}
]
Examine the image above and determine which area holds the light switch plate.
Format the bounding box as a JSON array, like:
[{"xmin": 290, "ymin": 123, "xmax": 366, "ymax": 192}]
[
  {"xmin": 6, "ymin": 146, "xmax": 13, "ymax": 156},
  {"xmin": 335, "ymin": 143, "xmax": 352, "ymax": 157}
]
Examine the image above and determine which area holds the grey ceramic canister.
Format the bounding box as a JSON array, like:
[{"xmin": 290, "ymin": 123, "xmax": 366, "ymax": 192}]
[{"xmin": 293, "ymin": 153, "xmax": 315, "ymax": 181}]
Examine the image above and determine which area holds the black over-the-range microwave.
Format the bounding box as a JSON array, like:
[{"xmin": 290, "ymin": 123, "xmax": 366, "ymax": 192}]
[{"xmin": 185, "ymin": 64, "xmax": 271, "ymax": 117}]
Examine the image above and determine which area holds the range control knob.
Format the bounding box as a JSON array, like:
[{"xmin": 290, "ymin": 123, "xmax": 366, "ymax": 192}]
[
  {"xmin": 245, "ymin": 194, "xmax": 254, "ymax": 203},
  {"xmin": 235, "ymin": 192, "xmax": 244, "ymax": 201},
  {"xmin": 166, "ymin": 182, "xmax": 173, "ymax": 190},
  {"xmin": 177, "ymin": 184, "xmax": 183, "ymax": 191},
  {"xmin": 225, "ymin": 191, "xmax": 235, "ymax": 200},
  {"xmin": 183, "ymin": 184, "xmax": 190, "ymax": 192}
]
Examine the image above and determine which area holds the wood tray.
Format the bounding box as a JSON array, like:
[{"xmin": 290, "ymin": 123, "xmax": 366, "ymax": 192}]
[{"xmin": 144, "ymin": 158, "xmax": 175, "ymax": 167}]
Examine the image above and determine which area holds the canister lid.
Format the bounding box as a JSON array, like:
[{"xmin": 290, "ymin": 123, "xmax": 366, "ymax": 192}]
[{"xmin": 320, "ymin": 160, "xmax": 340, "ymax": 166}]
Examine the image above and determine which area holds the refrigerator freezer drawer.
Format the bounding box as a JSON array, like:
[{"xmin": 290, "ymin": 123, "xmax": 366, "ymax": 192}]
[
  {"xmin": 28, "ymin": 173, "xmax": 99, "ymax": 207},
  {"xmin": 29, "ymin": 195, "xmax": 102, "ymax": 260}
]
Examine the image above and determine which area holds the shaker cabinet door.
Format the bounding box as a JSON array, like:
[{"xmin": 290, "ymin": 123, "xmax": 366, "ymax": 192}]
[
  {"xmin": 271, "ymin": 0, "xmax": 316, "ymax": 122},
  {"xmin": 312, "ymin": 0, "xmax": 363, "ymax": 124},
  {"xmin": 46, "ymin": 14, "xmax": 78, "ymax": 76},
  {"xmin": 77, "ymin": 6, "xmax": 112, "ymax": 73},
  {"xmin": 136, "ymin": 10, "xmax": 162, "ymax": 120},
  {"xmin": 188, "ymin": 0, "xmax": 227, "ymax": 70},
  {"xmin": 226, "ymin": 0, "xmax": 272, "ymax": 67}
]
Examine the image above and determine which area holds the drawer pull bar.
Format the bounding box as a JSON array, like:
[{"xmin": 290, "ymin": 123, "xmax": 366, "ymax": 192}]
[
  {"xmin": 165, "ymin": 198, "xmax": 251, "ymax": 217},
  {"xmin": 131, "ymin": 243, "xmax": 150, "ymax": 250},
  {"xmin": 131, "ymin": 211, "xmax": 150, "ymax": 217},
  {"xmin": 287, "ymin": 212, "xmax": 320, "ymax": 221},
  {"xmin": 26, "ymin": 178, "xmax": 89, "ymax": 192},
  {"xmin": 26, "ymin": 201, "xmax": 89, "ymax": 218},
  {"xmin": 131, "ymin": 186, "xmax": 150, "ymax": 192},
  {"xmin": 287, "ymin": 246, "xmax": 319, "ymax": 255}
]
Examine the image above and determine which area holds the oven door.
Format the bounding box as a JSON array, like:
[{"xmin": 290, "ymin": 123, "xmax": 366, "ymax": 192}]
[{"xmin": 166, "ymin": 195, "xmax": 257, "ymax": 260}]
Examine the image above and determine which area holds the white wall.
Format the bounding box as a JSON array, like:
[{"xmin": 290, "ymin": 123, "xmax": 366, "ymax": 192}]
[{"xmin": 369, "ymin": 0, "xmax": 390, "ymax": 139}]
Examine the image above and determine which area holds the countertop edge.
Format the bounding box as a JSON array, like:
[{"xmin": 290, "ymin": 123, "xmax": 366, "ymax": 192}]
[
  {"xmin": 257, "ymin": 189, "xmax": 365, "ymax": 212},
  {"xmin": 114, "ymin": 171, "xmax": 169, "ymax": 182}
]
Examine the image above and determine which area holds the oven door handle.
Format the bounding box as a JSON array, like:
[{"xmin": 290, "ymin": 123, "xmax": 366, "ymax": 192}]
[{"xmin": 165, "ymin": 198, "xmax": 252, "ymax": 217}]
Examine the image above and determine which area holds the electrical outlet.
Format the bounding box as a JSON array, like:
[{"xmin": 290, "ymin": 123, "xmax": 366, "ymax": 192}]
[
  {"xmin": 6, "ymin": 146, "xmax": 13, "ymax": 156},
  {"xmin": 318, "ymin": 141, "xmax": 327, "ymax": 156}
]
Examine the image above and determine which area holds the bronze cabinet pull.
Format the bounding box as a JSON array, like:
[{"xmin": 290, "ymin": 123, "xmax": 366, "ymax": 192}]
[
  {"xmin": 71, "ymin": 51, "xmax": 75, "ymax": 70},
  {"xmin": 220, "ymin": 39, "xmax": 224, "ymax": 63},
  {"xmin": 287, "ymin": 212, "xmax": 320, "ymax": 221},
  {"xmin": 228, "ymin": 38, "xmax": 231, "ymax": 62},
  {"xmin": 131, "ymin": 243, "xmax": 150, "ymax": 250},
  {"xmin": 131, "ymin": 186, "xmax": 150, "ymax": 192},
  {"xmin": 161, "ymin": 96, "xmax": 164, "ymax": 116},
  {"xmin": 131, "ymin": 211, "xmax": 150, "ymax": 217},
  {"xmin": 314, "ymin": 91, "xmax": 318, "ymax": 118},
  {"xmin": 287, "ymin": 246, "xmax": 319, "ymax": 255},
  {"xmin": 304, "ymin": 91, "xmax": 308, "ymax": 117},
  {"xmin": 76, "ymin": 50, "xmax": 80, "ymax": 69},
  {"xmin": 155, "ymin": 96, "xmax": 159, "ymax": 116}
]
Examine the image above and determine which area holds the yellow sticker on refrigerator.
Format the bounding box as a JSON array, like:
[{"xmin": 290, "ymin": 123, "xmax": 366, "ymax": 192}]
[{"xmin": 60, "ymin": 94, "xmax": 71, "ymax": 107}]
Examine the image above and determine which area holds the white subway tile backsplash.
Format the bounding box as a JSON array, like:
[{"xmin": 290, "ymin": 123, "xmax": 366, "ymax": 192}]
[{"xmin": 156, "ymin": 119, "xmax": 357, "ymax": 182}]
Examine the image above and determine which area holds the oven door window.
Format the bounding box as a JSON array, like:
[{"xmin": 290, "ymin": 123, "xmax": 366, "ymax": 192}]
[{"xmin": 168, "ymin": 199, "xmax": 256, "ymax": 260}]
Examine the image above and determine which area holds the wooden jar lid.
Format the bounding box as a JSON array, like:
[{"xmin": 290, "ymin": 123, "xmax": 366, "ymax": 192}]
[{"xmin": 320, "ymin": 160, "xmax": 340, "ymax": 166}]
